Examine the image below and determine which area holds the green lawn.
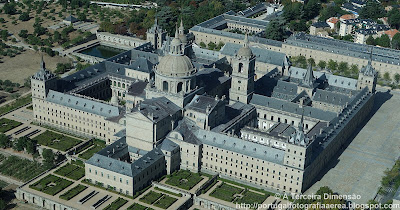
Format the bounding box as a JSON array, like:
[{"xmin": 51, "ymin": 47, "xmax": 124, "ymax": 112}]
[
  {"xmin": 165, "ymin": 170, "xmax": 204, "ymax": 190},
  {"xmin": 0, "ymin": 156, "xmax": 47, "ymax": 181},
  {"xmin": 139, "ymin": 191, "xmax": 163, "ymax": 205},
  {"xmin": 29, "ymin": 174, "xmax": 73, "ymax": 196},
  {"xmin": 33, "ymin": 130, "xmax": 81, "ymax": 151},
  {"xmin": 153, "ymin": 195, "xmax": 177, "ymax": 209},
  {"xmin": 54, "ymin": 163, "xmax": 85, "ymax": 180},
  {"xmin": 0, "ymin": 96, "xmax": 31, "ymax": 116},
  {"xmin": 236, "ymin": 190, "xmax": 268, "ymax": 205},
  {"xmin": 0, "ymin": 118, "xmax": 21, "ymax": 133},
  {"xmin": 127, "ymin": 203, "xmax": 153, "ymax": 210},
  {"xmin": 78, "ymin": 140, "xmax": 106, "ymax": 160},
  {"xmin": 103, "ymin": 197, "xmax": 128, "ymax": 210},
  {"xmin": 59, "ymin": 184, "xmax": 87, "ymax": 200},
  {"xmin": 210, "ymin": 182, "xmax": 243, "ymax": 202}
]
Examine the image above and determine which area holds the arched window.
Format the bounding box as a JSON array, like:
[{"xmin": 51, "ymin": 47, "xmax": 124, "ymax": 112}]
[
  {"xmin": 238, "ymin": 63, "xmax": 243, "ymax": 73},
  {"xmin": 118, "ymin": 82, "xmax": 121, "ymax": 87},
  {"xmin": 177, "ymin": 82, "xmax": 183, "ymax": 93},
  {"xmin": 163, "ymin": 81, "xmax": 169, "ymax": 91}
]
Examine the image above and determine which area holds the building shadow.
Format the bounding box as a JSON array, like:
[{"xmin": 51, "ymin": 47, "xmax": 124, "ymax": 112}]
[{"xmin": 308, "ymin": 90, "xmax": 393, "ymax": 188}]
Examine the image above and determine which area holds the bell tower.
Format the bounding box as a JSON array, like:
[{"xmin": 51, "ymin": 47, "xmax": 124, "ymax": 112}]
[{"xmin": 229, "ymin": 34, "xmax": 256, "ymax": 104}]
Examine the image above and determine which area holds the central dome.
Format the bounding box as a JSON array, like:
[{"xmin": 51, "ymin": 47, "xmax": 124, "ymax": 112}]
[{"xmin": 156, "ymin": 54, "xmax": 196, "ymax": 77}]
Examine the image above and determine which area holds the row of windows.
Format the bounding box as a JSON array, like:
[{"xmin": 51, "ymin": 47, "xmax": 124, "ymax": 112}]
[{"xmin": 203, "ymin": 164, "xmax": 299, "ymax": 193}]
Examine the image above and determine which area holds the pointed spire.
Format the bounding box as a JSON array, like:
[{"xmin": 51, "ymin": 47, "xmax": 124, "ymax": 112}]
[
  {"xmin": 368, "ymin": 46, "xmax": 373, "ymax": 66},
  {"xmin": 40, "ymin": 54, "xmax": 45, "ymax": 70},
  {"xmin": 243, "ymin": 33, "xmax": 249, "ymax": 48},
  {"xmin": 174, "ymin": 23, "xmax": 179, "ymax": 39},
  {"xmin": 180, "ymin": 18, "xmax": 184, "ymax": 29},
  {"xmin": 299, "ymin": 107, "xmax": 304, "ymax": 132},
  {"xmin": 302, "ymin": 64, "xmax": 314, "ymax": 87}
]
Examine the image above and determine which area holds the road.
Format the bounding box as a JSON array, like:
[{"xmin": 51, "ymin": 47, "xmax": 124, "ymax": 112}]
[{"xmin": 305, "ymin": 89, "xmax": 400, "ymax": 204}]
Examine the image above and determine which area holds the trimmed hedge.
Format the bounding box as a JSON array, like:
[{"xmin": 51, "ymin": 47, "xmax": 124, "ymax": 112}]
[
  {"xmin": 54, "ymin": 163, "xmax": 85, "ymax": 180},
  {"xmin": 127, "ymin": 203, "xmax": 153, "ymax": 210},
  {"xmin": 78, "ymin": 140, "xmax": 106, "ymax": 160},
  {"xmin": 0, "ymin": 118, "xmax": 21, "ymax": 133},
  {"xmin": 209, "ymin": 182, "xmax": 243, "ymax": 202},
  {"xmin": 165, "ymin": 170, "xmax": 203, "ymax": 190},
  {"xmin": 59, "ymin": 184, "xmax": 87, "ymax": 200},
  {"xmin": 153, "ymin": 195, "xmax": 177, "ymax": 209},
  {"xmin": 0, "ymin": 155, "xmax": 47, "ymax": 181},
  {"xmin": 30, "ymin": 174, "xmax": 73, "ymax": 196},
  {"xmin": 33, "ymin": 130, "xmax": 81, "ymax": 151},
  {"xmin": 103, "ymin": 197, "xmax": 128, "ymax": 210},
  {"xmin": 139, "ymin": 190, "xmax": 163, "ymax": 204}
]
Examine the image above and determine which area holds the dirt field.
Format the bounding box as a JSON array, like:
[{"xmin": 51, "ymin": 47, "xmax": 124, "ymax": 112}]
[{"xmin": 0, "ymin": 50, "xmax": 71, "ymax": 84}]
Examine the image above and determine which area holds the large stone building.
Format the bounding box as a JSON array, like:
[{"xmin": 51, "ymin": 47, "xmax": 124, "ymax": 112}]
[
  {"xmin": 30, "ymin": 15, "xmax": 377, "ymax": 197},
  {"xmin": 188, "ymin": 3, "xmax": 400, "ymax": 78}
]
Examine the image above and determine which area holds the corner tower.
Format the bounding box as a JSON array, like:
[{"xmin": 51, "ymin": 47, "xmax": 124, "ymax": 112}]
[
  {"xmin": 146, "ymin": 17, "xmax": 167, "ymax": 50},
  {"xmin": 229, "ymin": 34, "xmax": 256, "ymax": 104},
  {"xmin": 31, "ymin": 56, "xmax": 57, "ymax": 100},
  {"xmin": 357, "ymin": 51, "xmax": 377, "ymax": 93}
]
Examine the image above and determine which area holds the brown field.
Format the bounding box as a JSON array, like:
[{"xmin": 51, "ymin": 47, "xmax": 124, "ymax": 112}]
[{"xmin": 0, "ymin": 50, "xmax": 70, "ymax": 84}]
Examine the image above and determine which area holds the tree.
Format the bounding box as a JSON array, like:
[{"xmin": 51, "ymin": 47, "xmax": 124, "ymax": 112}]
[
  {"xmin": 0, "ymin": 134, "xmax": 10, "ymax": 149},
  {"xmin": 200, "ymin": 42, "xmax": 206, "ymax": 48},
  {"xmin": 0, "ymin": 198, "xmax": 6, "ymax": 210},
  {"xmin": 350, "ymin": 64, "xmax": 359, "ymax": 76},
  {"xmin": 42, "ymin": 148, "xmax": 55, "ymax": 169},
  {"xmin": 25, "ymin": 139, "xmax": 37, "ymax": 154},
  {"xmin": 318, "ymin": 60, "xmax": 326, "ymax": 69},
  {"xmin": 207, "ymin": 42, "xmax": 216, "ymax": 50},
  {"xmin": 388, "ymin": 8, "xmax": 400, "ymax": 29},
  {"xmin": 265, "ymin": 19, "xmax": 286, "ymax": 41},
  {"xmin": 384, "ymin": 72, "xmax": 391, "ymax": 81},
  {"xmin": 3, "ymin": 3, "xmax": 16, "ymax": 15},
  {"xmin": 392, "ymin": 33, "xmax": 400, "ymax": 50},
  {"xmin": 78, "ymin": 12, "xmax": 86, "ymax": 21},
  {"xmin": 1, "ymin": 30, "xmax": 8, "ymax": 41},
  {"xmin": 327, "ymin": 59, "xmax": 338, "ymax": 71},
  {"xmin": 376, "ymin": 34, "xmax": 391, "ymax": 48},
  {"xmin": 18, "ymin": 29, "xmax": 28, "ymax": 38},
  {"xmin": 13, "ymin": 136, "xmax": 28, "ymax": 151},
  {"xmin": 366, "ymin": 36, "xmax": 375, "ymax": 46},
  {"xmin": 316, "ymin": 186, "xmax": 334, "ymax": 195},
  {"xmin": 19, "ymin": 12, "xmax": 30, "ymax": 21},
  {"xmin": 338, "ymin": 62, "xmax": 349, "ymax": 73},
  {"xmin": 307, "ymin": 58, "xmax": 315, "ymax": 67},
  {"xmin": 359, "ymin": 0, "xmax": 385, "ymax": 20}
]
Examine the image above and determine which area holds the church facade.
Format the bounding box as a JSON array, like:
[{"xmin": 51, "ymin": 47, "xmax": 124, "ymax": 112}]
[{"xmin": 31, "ymin": 19, "xmax": 377, "ymax": 195}]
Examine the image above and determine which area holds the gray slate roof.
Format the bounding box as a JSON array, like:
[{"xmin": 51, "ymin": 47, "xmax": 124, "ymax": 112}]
[
  {"xmin": 285, "ymin": 32, "xmax": 400, "ymax": 66},
  {"xmin": 87, "ymin": 137, "xmax": 165, "ymax": 177},
  {"xmin": 46, "ymin": 90, "xmax": 120, "ymax": 118},
  {"xmin": 313, "ymin": 89, "xmax": 352, "ymax": 106},
  {"xmin": 135, "ymin": 97, "xmax": 181, "ymax": 123},
  {"xmin": 186, "ymin": 95, "xmax": 220, "ymax": 114},
  {"xmin": 250, "ymin": 94, "xmax": 337, "ymax": 121},
  {"xmin": 129, "ymin": 57, "xmax": 154, "ymax": 73},
  {"xmin": 220, "ymin": 43, "xmax": 285, "ymax": 66},
  {"xmin": 194, "ymin": 129, "xmax": 285, "ymax": 164},
  {"xmin": 159, "ymin": 139, "xmax": 179, "ymax": 152}
]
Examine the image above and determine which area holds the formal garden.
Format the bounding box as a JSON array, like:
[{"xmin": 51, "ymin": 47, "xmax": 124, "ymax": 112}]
[
  {"xmin": 103, "ymin": 197, "xmax": 128, "ymax": 210},
  {"xmin": 33, "ymin": 130, "xmax": 81, "ymax": 151},
  {"xmin": 59, "ymin": 184, "xmax": 87, "ymax": 200},
  {"xmin": 139, "ymin": 190, "xmax": 163, "ymax": 205},
  {"xmin": 0, "ymin": 96, "xmax": 31, "ymax": 116},
  {"xmin": 78, "ymin": 139, "xmax": 106, "ymax": 160},
  {"xmin": 153, "ymin": 194, "xmax": 177, "ymax": 209},
  {"xmin": 54, "ymin": 162, "xmax": 85, "ymax": 180},
  {"xmin": 165, "ymin": 170, "xmax": 204, "ymax": 190},
  {"xmin": 0, "ymin": 118, "xmax": 21, "ymax": 133},
  {"xmin": 139, "ymin": 190, "xmax": 177, "ymax": 209},
  {"xmin": 209, "ymin": 182, "xmax": 269, "ymax": 205},
  {"xmin": 127, "ymin": 203, "xmax": 154, "ymax": 210},
  {"xmin": 29, "ymin": 174, "xmax": 73, "ymax": 196},
  {"xmin": 0, "ymin": 155, "xmax": 47, "ymax": 181}
]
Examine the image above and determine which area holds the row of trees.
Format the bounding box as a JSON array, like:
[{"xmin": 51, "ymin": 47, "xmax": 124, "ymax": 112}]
[
  {"xmin": 290, "ymin": 56, "xmax": 360, "ymax": 79},
  {"xmin": 0, "ymin": 134, "xmax": 56, "ymax": 169},
  {"xmin": 366, "ymin": 33, "xmax": 400, "ymax": 50},
  {"xmin": 199, "ymin": 41, "xmax": 225, "ymax": 51}
]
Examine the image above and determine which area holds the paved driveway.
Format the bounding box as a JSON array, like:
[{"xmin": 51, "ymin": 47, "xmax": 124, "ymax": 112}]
[{"xmin": 305, "ymin": 90, "xmax": 400, "ymax": 204}]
